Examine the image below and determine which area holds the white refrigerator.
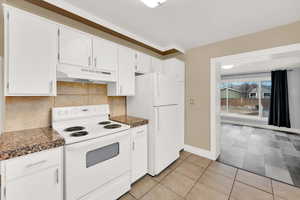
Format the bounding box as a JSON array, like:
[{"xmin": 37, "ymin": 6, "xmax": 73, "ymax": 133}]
[{"xmin": 127, "ymin": 73, "xmax": 180, "ymax": 176}]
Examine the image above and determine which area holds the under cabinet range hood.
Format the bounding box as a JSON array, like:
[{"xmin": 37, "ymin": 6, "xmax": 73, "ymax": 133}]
[{"xmin": 57, "ymin": 65, "xmax": 117, "ymax": 84}]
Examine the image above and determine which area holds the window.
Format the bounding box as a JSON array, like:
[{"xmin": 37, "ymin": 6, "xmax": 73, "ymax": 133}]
[
  {"xmin": 220, "ymin": 79, "xmax": 271, "ymax": 119},
  {"xmin": 261, "ymin": 80, "xmax": 271, "ymax": 118},
  {"xmin": 249, "ymin": 93, "xmax": 257, "ymax": 98},
  {"xmin": 220, "ymin": 82, "xmax": 227, "ymax": 112}
]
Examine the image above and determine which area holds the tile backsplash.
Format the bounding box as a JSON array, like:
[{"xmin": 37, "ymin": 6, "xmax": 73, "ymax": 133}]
[{"xmin": 4, "ymin": 82, "xmax": 126, "ymax": 132}]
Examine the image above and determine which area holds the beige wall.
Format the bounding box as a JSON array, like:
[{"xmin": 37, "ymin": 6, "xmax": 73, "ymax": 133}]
[
  {"xmin": 5, "ymin": 82, "xmax": 126, "ymax": 132},
  {"xmin": 185, "ymin": 21, "xmax": 300, "ymax": 150}
]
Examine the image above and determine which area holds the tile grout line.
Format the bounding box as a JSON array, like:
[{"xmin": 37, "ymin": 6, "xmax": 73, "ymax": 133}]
[
  {"xmin": 227, "ymin": 168, "xmax": 238, "ymax": 200},
  {"xmin": 183, "ymin": 160, "xmax": 213, "ymax": 199},
  {"xmin": 157, "ymin": 156, "xmax": 197, "ymax": 198},
  {"xmin": 234, "ymin": 179, "xmax": 274, "ymax": 195},
  {"xmin": 221, "ymin": 124, "xmax": 300, "ymax": 189},
  {"xmin": 219, "ymin": 158, "xmax": 299, "ymax": 189},
  {"xmin": 271, "ymin": 180, "xmax": 275, "ymax": 200},
  {"xmin": 134, "ymin": 179, "xmax": 159, "ymax": 200},
  {"xmin": 134, "ymin": 153, "xmax": 191, "ymax": 199},
  {"xmin": 157, "ymin": 155, "xmax": 188, "ymax": 183},
  {"xmin": 129, "ymin": 193, "xmax": 137, "ymax": 200}
]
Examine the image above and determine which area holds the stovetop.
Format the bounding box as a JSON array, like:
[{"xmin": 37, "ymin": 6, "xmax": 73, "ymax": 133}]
[
  {"xmin": 52, "ymin": 105, "xmax": 130, "ymax": 144},
  {"xmin": 54, "ymin": 119, "xmax": 130, "ymax": 144}
]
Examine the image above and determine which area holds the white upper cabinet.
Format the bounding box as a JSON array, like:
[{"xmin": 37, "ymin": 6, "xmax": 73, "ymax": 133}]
[
  {"xmin": 92, "ymin": 37, "xmax": 118, "ymax": 71},
  {"xmin": 151, "ymin": 57, "xmax": 164, "ymax": 73},
  {"xmin": 4, "ymin": 7, "xmax": 57, "ymax": 96},
  {"xmin": 134, "ymin": 51, "xmax": 151, "ymax": 74},
  {"xmin": 59, "ymin": 27, "xmax": 92, "ymax": 67},
  {"xmin": 108, "ymin": 46, "xmax": 135, "ymax": 96},
  {"xmin": 163, "ymin": 58, "xmax": 185, "ymax": 83}
]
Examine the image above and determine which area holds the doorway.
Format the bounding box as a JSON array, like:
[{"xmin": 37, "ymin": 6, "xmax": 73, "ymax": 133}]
[{"xmin": 211, "ymin": 43, "xmax": 300, "ymax": 186}]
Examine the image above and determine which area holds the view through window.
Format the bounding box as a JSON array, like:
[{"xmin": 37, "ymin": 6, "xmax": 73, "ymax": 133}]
[{"xmin": 221, "ymin": 79, "xmax": 271, "ymax": 119}]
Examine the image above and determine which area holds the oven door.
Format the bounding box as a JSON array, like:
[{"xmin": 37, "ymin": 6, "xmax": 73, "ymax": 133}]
[{"xmin": 64, "ymin": 130, "xmax": 131, "ymax": 200}]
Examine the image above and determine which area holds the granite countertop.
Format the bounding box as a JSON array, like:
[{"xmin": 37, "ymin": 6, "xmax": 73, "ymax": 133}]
[
  {"xmin": 0, "ymin": 127, "xmax": 65, "ymax": 161},
  {"xmin": 110, "ymin": 115, "xmax": 149, "ymax": 128}
]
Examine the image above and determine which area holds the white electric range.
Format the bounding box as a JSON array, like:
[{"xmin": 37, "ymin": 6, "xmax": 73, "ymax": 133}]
[{"xmin": 52, "ymin": 105, "xmax": 131, "ymax": 200}]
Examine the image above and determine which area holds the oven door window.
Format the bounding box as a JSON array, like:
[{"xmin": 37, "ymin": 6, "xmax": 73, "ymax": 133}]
[{"xmin": 86, "ymin": 142, "xmax": 119, "ymax": 168}]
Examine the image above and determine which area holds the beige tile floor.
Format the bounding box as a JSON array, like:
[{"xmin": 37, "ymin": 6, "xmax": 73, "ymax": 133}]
[{"xmin": 119, "ymin": 151, "xmax": 300, "ymax": 200}]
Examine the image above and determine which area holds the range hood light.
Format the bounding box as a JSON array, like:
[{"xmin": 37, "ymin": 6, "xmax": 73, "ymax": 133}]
[
  {"xmin": 140, "ymin": 0, "xmax": 166, "ymax": 8},
  {"xmin": 222, "ymin": 65, "xmax": 234, "ymax": 69}
]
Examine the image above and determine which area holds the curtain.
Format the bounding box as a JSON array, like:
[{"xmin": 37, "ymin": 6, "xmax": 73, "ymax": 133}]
[{"xmin": 268, "ymin": 70, "xmax": 291, "ymax": 128}]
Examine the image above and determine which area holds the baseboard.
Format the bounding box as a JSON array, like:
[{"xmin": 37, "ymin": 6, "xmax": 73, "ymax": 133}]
[{"xmin": 184, "ymin": 145, "xmax": 216, "ymax": 160}]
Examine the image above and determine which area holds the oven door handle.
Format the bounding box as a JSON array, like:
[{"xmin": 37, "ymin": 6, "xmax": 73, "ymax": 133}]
[
  {"xmin": 66, "ymin": 143, "xmax": 101, "ymax": 151},
  {"xmin": 66, "ymin": 131, "xmax": 128, "ymax": 151}
]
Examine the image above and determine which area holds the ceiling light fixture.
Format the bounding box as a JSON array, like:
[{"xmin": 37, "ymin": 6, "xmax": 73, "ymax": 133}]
[
  {"xmin": 222, "ymin": 65, "xmax": 234, "ymax": 69},
  {"xmin": 140, "ymin": 0, "xmax": 166, "ymax": 8}
]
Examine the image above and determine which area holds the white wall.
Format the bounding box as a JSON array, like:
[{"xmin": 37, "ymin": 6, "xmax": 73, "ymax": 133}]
[{"xmin": 288, "ymin": 67, "xmax": 300, "ymax": 129}]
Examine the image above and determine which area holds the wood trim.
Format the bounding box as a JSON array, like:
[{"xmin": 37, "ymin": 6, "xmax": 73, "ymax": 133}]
[{"xmin": 24, "ymin": 0, "xmax": 181, "ymax": 56}]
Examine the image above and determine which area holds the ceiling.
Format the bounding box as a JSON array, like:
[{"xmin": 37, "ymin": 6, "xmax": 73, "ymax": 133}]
[
  {"xmin": 221, "ymin": 51, "xmax": 300, "ymax": 75},
  {"xmin": 47, "ymin": 0, "xmax": 300, "ymax": 51}
]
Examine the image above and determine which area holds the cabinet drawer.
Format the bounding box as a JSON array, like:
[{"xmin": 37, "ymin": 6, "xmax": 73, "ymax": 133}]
[
  {"xmin": 132, "ymin": 125, "xmax": 147, "ymax": 135},
  {"xmin": 5, "ymin": 148, "xmax": 60, "ymax": 180}
]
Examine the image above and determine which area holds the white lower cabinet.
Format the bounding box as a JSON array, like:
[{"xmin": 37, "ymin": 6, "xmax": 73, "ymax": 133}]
[
  {"xmin": 1, "ymin": 148, "xmax": 63, "ymax": 200},
  {"xmin": 131, "ymin": 125, "xmax": 148, "ymax": 183}
]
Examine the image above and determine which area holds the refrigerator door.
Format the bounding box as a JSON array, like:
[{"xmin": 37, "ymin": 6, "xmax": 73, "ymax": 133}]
[
  {"xmin": 154, "ymin": 105, "xmax": 180, "ymax": 175},
  {"xmin": 153, "ymin": 73, "xmax": 179, "ymax": 106}
]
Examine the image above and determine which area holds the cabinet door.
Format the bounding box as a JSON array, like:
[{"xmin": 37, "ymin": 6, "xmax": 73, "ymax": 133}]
[
  {"xmin": 59, "ymin": 27, "xmax": 92, "ymax": 67},
  {"xmin": 6, "ymin": 167, "xmax": 61, "ymax": 200},
  {"xmin": 131, "ymin": 126, "xmax": 148, "ymax": 183},
  {"xmin": 6, "ymin": 9, "xmax": 57, "ymax": 96},
  {"xmin": 135, "ymin": 52, "xmax": 151, "ymax": 73},
  {"xmin": 118, "ymin": 46, "xmax": 135, "ymax": 96},
  {"xmin": 151, "ymin": 57, "xmax": 164, "ymax": 73},
  {"xmin": 164, "ymin": 59, "xmax": 185, "ymax": 82},
  {"xmin": 93, "ymin": 38, "xmax": 118, "ymax": 71}
]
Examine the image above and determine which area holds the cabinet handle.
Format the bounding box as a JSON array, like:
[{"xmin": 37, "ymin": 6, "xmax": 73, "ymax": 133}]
[
  {"xmin": 94, "ymin": 58, "xmax": 97, "ymax": 67},
  {"xmin": 26, "ymin": 160, "xmax": 47, "ymax": 168},
  {"xmin": 132, "ymin": 141, "xmax": 135, "ymax": 151},
  {"xmin": 3, "ymin": 186, "xmax": 6, "ymax": 200},
  {"xmin": 101, "ymin": 71, "xmax": 111, "ymax": 75},
  {"xmin": 88, "ymin": 56, "xmax": 91, "ymax": 66},
  {"xmin": 135, "ymin": 65, "xmax": 138, "ymax": 71},
  {"xmin": 49, "ymin": 81, "xmax": 53, "ymax": 93},
  {"xmin": 56, "ymin": 169, "xmax": 59, "ymax": 184}
]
